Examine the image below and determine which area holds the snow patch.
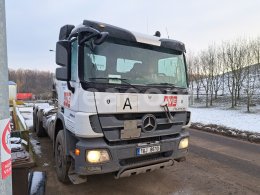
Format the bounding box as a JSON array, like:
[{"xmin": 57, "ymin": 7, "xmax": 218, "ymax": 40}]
[
  {"xmin": 190, "ymin": 107, "xmax": 260, "ymax": 133},
  {"xmin": 29, "ymin": 172, "xmax": 46, "ymax": 195},
  {"xmin": 15, "ymin": 107, "xmax": 27, "ymax": 130},
  {"xmin": 30, "ymin": 136, "xmax": 42, "ymax": 157},
  {"xmin": 25, "ymin": 119, "xmax": 34, "ymax": 130},
  {"xmin": 17, "ymin": 106, "xmax": 34, "ymax": 130}
]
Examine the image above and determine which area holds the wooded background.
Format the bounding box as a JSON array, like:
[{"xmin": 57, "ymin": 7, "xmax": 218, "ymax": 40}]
[
  {"xmin": 187, "ymin": 37, "xmax": 260, "ymax": 112},
  {"xmin": 9, "ymin": 69, "xmax": 54, "ymax": 99}
]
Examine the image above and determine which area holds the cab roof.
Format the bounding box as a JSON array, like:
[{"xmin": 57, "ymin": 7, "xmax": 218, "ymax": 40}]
[{"xmin": 60, "ymin": 20, "xmax": 186, "ymax": 52}]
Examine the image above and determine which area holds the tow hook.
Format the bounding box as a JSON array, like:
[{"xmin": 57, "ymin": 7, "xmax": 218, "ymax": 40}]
[{"xmin": 160, "ymin": 102, "xmax": 175, "ymax": 123}]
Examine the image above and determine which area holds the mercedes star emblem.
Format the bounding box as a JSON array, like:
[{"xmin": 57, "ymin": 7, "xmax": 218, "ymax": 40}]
[{"xmin": 141, "ymin": 114, "xmax": 157, "ymax": 132}]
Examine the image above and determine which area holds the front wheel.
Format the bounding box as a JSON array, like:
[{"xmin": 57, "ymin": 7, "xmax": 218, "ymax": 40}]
[{"xmin": 55, "ymin": 130, "xmax": 71, "ymax": 184}]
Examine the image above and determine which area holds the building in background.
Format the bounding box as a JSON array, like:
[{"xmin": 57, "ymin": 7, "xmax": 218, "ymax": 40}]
[{"xmin": 8, "ymin": 81, "xmax": 17, "ymax": 101}]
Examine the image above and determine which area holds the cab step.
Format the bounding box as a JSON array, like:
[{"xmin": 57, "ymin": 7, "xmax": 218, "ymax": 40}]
[{"xmin": 68, "ymin": 165, "xmax": 87, "ymax": 184}]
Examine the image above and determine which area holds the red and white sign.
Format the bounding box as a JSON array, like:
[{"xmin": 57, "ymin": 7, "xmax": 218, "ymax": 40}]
[
  {"xmin": 64, "ymin": 92, "xmax": 71, "ymax": 108},
  {"xmin": 0, "ymin": 119, "xmax": 11, "ymax": 179},
  {"xmin": 164, "ymin": 96, "xmax": 177, "ymax": 107}
]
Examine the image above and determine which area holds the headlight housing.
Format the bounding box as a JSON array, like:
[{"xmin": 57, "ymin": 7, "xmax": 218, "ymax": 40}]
[
  {"xmin": 86, "ymin": 149, "xmax": 110, "ymax": 163},
  {"xmin": 178, "ymin": 138, "xmax": 189, "ymax": 149}
]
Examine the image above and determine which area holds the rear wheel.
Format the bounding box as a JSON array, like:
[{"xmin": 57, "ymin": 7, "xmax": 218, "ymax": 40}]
[
  {"xmin": 33, "ymin": 108, "xmax": 37, "ymax": 132},
  {"xmin": 36, "ymin": 111, "xmax": 47, "ymax": 137},
  {"xmin": 55, "ymin": 130, "xmax": 71, "ymax": 184}
]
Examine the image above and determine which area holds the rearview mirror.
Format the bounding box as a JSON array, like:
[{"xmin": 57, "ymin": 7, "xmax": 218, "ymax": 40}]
[
  {"xmin": 56, "ymin": 40, "xmax": 71, "ymax": 67},
  {"xmin": 56, "ymin": 67, "xmax": 70, "ymax": 81}
]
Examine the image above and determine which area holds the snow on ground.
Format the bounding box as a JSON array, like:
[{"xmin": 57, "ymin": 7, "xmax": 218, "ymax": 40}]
[
  {"xmin": 18, "ymin": 106, "xmax": 34, "ymax": 130},
  {"xmin": 189, "ymin": 106, "xmax": 260, "ymax": 133},
  {"xmin": 15, "ymin": 107, "xmax": 27, "ymax": 130},
  {"xmin": 29, "ymin": 171, "xmax": 46, "ymax": 195},
  {"xmin": 18, "ymin": 107, "xmax": 33, "ymax": 113},
  {"xmin": 25, "ymin": 120, "xmax": 34, "ymax": 130},
  {"xmin": 30, "ymin": 135, "xmax": 42, "ymax": 157}
]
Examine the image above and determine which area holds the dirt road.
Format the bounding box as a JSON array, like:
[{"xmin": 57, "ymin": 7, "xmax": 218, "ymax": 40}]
[{"xmin": 32, "ymin": 129, "xmax": 260, "ymax": 195}]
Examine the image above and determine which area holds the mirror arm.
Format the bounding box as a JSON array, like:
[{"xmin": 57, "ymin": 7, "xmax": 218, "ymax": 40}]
[
  {"xmin": 68, "ymin": 27, "xmax": 100, "ymax": 40},
  {"xmin": 67, "ymin": 81, "xmax": 75, "ymax": 93},
  {"xmin": 79, "ymin": 33, "xmax": 99, "ymax": 45},
  {"xmin": 94, "ymin": 32, "xmax": 109, "ymax": 45}
]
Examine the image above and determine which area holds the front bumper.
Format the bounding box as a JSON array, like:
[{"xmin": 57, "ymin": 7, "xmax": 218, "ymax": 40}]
[{"xmin": 74, "ymin": 131, "xmax": 189, "ymax": 177}]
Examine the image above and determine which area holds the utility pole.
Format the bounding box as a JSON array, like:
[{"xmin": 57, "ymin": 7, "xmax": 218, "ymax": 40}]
[{"xmin": 0, "ymin": 0, "xmax": 12, "ymax": 194}]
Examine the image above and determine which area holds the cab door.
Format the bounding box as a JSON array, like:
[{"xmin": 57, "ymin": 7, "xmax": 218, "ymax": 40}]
[
  {"xmin": 65, "ymin": 39, "xmax": 79, "ymax": 111},
  {"xmin": 63, "ymin": 39, "xmax": 79, "ymax": 133}
]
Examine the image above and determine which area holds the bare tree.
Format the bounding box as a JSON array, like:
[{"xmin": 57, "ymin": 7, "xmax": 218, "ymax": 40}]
[
  {"xmin": 208, "ymin": 45, "xmax": 216, "ymax": 106},
  {"xmin": 187, "ymin": 53, "xmax": 195, "ymax": 105},
  {"xmin": 243, "ymin": 38, "xmax": 260, "ymax": 112},
  {"xmin": 187, "ymin": 53, "xmax": 203, "ymax": 101},
  {"xmin": 200, "ymin": 47, "xmax": 215, "ymax": 107},
  {"xmin": 183, "ymin": 36, "xmax": 260, "ymax": 109},
  {"xmin": 193, "ymin": 56, "xmax": 203, "ymax": 100},
  {"xmin": 223, "ymin": 40, "xmax": 246, "ymax": 108},
  {"xmin": 212, "ymin": 50, "xmax": 224, "ymax": 99}
]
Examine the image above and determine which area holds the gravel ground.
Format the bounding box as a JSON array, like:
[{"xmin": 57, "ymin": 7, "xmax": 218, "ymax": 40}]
[{"xmin": 30, "ymin": 129, "xmax": 260, "ymax": 195}]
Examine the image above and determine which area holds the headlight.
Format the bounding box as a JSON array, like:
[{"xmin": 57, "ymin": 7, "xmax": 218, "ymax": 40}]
[
  {"xmin": 178, "ymin": 138, "xmax": 189, "ymax": 149},
  {"xmin": 86, "ymin": 150, "xmax": 110, "ymax": 163}
]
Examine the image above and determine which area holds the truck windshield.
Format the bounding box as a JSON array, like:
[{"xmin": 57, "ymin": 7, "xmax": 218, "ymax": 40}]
[{"xmin": 83, "ymin": 41, "xmax": 187, "ymax": 88}]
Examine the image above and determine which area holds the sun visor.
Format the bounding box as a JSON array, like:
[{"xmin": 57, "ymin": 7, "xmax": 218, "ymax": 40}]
[
  {"xmin": 83, "ymin": 20, "xmax": 136, "ymax": 42},
  {"xmin": 160, "ymin": 39, "xmax": 186, "ymax": 52}
]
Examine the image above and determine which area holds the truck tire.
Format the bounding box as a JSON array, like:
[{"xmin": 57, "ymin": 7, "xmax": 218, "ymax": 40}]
[
  {"xmin": 33, "ymin": 108, "xmax": 37, "ymax": 131},
  {"xmin": 55, "ymin": 130, "xmax": 71, "ymax": 184},
  {"xmin": 36, "ymin": 111, "xmax": 47, "ymax": 137}
]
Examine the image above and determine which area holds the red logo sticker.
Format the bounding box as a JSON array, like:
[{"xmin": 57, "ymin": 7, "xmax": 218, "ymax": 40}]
[
  {"xmin": 2, "ymin": 122, "xmax": 11, "ymax": 154},
  {"xmin": 1, "ymin": 120, "xmax": 11, "ymax": 179},
  {"xmin": 164, "ymin": 96, "xmax": 177, "ymax": 107},
  {"xmin": 1, "ymin": 159, "xmax": 11, "ymax": 179},
  {"xmin": 64, "ymin": 92, "xmax": 71, "ymax": 108}
]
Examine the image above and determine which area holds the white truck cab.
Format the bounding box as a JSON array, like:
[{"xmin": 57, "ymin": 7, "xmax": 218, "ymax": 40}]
[{"xmin": 36, "ymin": 20, "xmax": 190, "ymax": 184}]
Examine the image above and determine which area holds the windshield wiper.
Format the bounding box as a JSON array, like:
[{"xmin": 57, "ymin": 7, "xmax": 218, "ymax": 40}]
[
  {"xmin": 88, "ymin": 77, "xmax": 140, "ymax": 91},
  {"xmin": 147, "ymin": 83, "xmax": 187, "ymax": 90},
  {"xmin": 146, "ymin": 82, "xmax": 176, "ymax": 87}
]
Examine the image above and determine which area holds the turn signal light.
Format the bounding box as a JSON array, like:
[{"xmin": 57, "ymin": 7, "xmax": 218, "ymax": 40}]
[{"xmin": 75, "ymin": 149, "xmax": 80, "ymax": 156}]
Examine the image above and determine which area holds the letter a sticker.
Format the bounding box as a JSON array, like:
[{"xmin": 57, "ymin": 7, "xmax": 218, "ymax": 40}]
[
  {"xmin": 123, "ymin": 98, "xmax": 132, "ymax": 110},
  {"xmin": 117, "ymin": 95, "xmax": 138, "ymax": 112}
]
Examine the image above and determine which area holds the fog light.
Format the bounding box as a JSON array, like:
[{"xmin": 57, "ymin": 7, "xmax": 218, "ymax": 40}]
[
  {"xmin": 86, "ymin": 150, "xmax": 110, "ymax": 163},
  {"xmin": 179, "ymin": 138, "xmax": 189, "ymax": 149}
]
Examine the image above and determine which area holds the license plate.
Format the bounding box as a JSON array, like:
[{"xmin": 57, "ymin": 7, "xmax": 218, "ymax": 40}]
[{"xmin": 137, "ymin": 145, "xmax": 160, "ymax": 155}]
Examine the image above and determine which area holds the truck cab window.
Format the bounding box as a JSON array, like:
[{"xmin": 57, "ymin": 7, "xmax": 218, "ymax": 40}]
[
  {"xmin": 84, "ymin": 46, "xmax": 107, "ymax": 80},
  {"xmin": 71, "ymin": 40, "xmax": 78, "ymax": 81},
  {"xmin": 83, "ymin": 41, "xmax": 187, "ymax": 88},
  {"xmin": 89, "ymin": 54, "xmax": 106, "ymax": 71},
  {"xmin": 117, "ymin": 59, "xmax": 142, "ymax": 73},
  {"xmin": 158, "ymin": 58, "xmax": 177, "ymax": 76},
  {"xmin": 158, "ymin": 56, "xmax": 187, "ymax": 87}
]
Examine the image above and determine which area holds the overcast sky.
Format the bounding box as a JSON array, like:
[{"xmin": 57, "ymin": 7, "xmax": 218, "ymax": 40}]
[{"xmin": 5, "ymin": 0, "xmax": 260, "ymax": 72}]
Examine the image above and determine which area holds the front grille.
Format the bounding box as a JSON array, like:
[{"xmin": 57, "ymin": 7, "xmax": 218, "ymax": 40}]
[
  {"xmin": 98, "ymin": 111, "xmax": 188, "ymax": 142},
  {"xmin": 111, "ymin": 112, "xmax": 172, "ymax": 121},
  {"xmin": 119, "ymin": 151, "xmax": 173, "ymax": 166},
  {"xmin": 107, "ymin": 134, "xmax": 179, "ymax": 146}
]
